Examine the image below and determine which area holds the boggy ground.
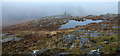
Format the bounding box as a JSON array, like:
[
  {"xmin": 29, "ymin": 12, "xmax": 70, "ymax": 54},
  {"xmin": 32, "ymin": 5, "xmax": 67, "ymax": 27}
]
[{"xmin": 1, "ymin": 14, "xmax": 120, "ymax": 55}]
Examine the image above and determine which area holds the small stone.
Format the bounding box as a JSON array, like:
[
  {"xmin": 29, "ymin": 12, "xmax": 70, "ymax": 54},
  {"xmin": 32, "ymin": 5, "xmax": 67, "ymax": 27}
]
[{"xmin": 46, "ymin": 34, "xmax": 52, "ymax": 38}]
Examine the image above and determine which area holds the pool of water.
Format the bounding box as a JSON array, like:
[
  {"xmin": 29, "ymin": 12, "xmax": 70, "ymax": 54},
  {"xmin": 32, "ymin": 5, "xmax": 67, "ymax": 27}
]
[
  {"xmin": 59, "ymin": 19, "xmax": 103, "ymax": 29},
  {"xmin": 57, "ymin": 52, "xmax": 69, "ymax": 55},
  {"xmin": 0, "ymin": 33, "xmax": 9, "ymax": 36},
  {"xmin": 1, "ymin": 37, "xmax": 22, "ymax": 43}
]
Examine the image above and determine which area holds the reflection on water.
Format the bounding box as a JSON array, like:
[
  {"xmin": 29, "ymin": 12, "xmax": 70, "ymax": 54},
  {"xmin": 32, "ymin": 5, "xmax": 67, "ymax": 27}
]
[
  {"xmin": 0, "ymin": 33, "xmax": 9, "ymax": 36},
  {"xmin": 59, "ymin": 19, "xmax": 103, "ymax": 29}
]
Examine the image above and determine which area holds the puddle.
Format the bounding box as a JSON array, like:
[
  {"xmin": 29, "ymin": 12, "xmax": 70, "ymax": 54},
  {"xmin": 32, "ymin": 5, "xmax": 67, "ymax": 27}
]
[
  {"xmin": 50, "ymin": 52, "xmax": 69, "ymax": 56},
  {"xmin": 1, "ymin": 37, "xmax": 22, "ymax": 43},
  {"xmin": 57, "ymin": 52, "xmax": 69, "ymax": 55},
  {"xmin": 0, "ymin": 33, "xmax": 9, "ymax": 36},
  {"xmin": 59, "ymin": 19, "xmax": 103, "ymax": 29},
  {"xmin": 112, "ymin": 26, "xmax": 119, "ymax": 29}
]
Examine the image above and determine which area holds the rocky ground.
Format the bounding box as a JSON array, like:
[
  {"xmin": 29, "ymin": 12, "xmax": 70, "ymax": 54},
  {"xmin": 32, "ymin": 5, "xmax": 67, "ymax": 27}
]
[{"xmin": 1, "ymin": 13, "xmax": 120, "ymax": 55}]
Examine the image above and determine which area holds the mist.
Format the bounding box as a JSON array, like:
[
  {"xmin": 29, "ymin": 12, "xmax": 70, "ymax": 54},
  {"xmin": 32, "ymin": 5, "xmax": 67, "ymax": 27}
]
[{"xmin": 2, "ymin": 2, "xmax": 118, "ymax": 26}]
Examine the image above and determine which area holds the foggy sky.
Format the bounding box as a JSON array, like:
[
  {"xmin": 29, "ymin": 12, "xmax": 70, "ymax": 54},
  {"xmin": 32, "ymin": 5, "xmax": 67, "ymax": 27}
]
[{"xmin": 2, "ymin": 2, "xmax": 118, "ymax": 26}]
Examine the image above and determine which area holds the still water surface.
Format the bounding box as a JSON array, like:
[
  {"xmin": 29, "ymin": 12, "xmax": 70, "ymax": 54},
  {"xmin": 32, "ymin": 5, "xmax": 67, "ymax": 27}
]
[{"xmin": 59, "ymin": 19, "xmax": 103, "ymax": 29}]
